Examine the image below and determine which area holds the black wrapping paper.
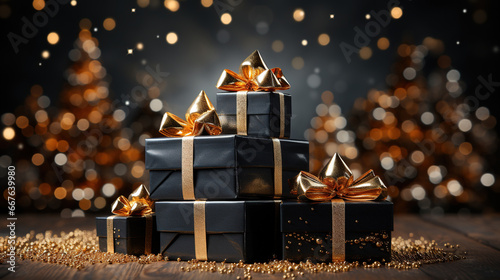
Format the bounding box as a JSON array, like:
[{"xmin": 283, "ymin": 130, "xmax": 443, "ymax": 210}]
[
  {"xmin": 281, "ymin": 201, "xmax": 393, "ymax": 262},
  {"xmin": 156, "ymin": 200, "xmax": 281, "ymax": 262},
  {"xmin": 145, "ymin": 135, "xmax": 308, "ymax": 200},
  {"xmin": 96, "ymin": 215, "xmax": 160, "ymax": 256},
  {"xmin": 216, "ymin": 91, "xmax": 291, "ymax": 138}
]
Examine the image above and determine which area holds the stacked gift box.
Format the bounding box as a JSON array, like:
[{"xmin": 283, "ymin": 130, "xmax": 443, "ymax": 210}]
[{"xmin": 96, "ymin": 50, "xmax": 393, "ymax": 264}]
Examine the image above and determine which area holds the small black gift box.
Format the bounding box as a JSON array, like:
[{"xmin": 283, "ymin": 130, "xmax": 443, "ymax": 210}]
[
  {"xmin": 156, "ymin": 200, "xmax": 281, "ymax": 262},
  {"xmin": 145, "ymin": 135, "xmax": 308, "ymax": 200},
  {"xmin": 216, "ymin": 91, "xmax": 291, "ymax": 138},
  {"xmin": 281, "ymin": 201, "xmax": 393, "ymax": 263},
  {"xmin": 96, "ymin": 215, "xmax": 159, "ymax": 256}
]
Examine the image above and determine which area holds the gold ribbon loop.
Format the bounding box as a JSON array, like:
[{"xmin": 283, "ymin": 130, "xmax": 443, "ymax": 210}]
[
  {"xmin": 159, "ymin": 90, "xmax": 222, "ymax": 137},
  {"xmin": 289, "ymin": 153, "xmax": 387, "ymax": 202},
  {"xmin": 111, "ymin": 184, "xmax": 153, "ymax": 216},
  {"xmin": 216, "ymin": 50, "xmax": 291, "ymax": 92},
  {"xmin": 194, "ymin": 201, "xmax": 207, "ymax": 261}
]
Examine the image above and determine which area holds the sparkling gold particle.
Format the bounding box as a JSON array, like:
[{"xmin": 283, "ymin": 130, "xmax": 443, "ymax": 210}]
[{"xmin": 0, "ymin": 233, "xmax": 464, "ymax": 275}]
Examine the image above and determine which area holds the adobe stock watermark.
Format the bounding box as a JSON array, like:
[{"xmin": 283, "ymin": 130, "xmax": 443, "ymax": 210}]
[
  {"xmin": 7, "ymin": 0, "xmax": 71, "ymax": 54},
  {"xmin": 339, "ymin": 0, "xmax": 406, "ymax": 63},
  {"xmin": 213, "ymin": 0, "xmax": 242, "ymax": 16},
  {"xmin": 382, "ymin": 73, "xmax": 499, "ymax": 188}
]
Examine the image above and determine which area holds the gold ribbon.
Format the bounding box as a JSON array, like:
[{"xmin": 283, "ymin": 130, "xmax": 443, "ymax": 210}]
[
  {"xmin": 194, "ymin": 201, "xmax": 207, "ymax": 261},
  {"xmin": 272, "ymin": 138, "xmax": 282, "ymax": 198},
  {"xmin": 216, "ymin": 51, "xmax": 290, "ymax": 136},
  {"xmin": 289, "ymin": 153, "xmax": 387, "ymax": 202},
  {"xmin": 144, "ymin": 214, "xmax": 153, "ymax": 255},
  {"xmin": 159, "ymin": 90, "xmax": 222, "ymax": 137},
  {"xmin": 106, "ymin": 216, "xmax": 115, "ymax": 253},
  {"xmin": 111, "ymin": 184, "xmax": 154, "ymax": 216},
  {"xmin": 236, "ymin": 91, "xmax": 247, "ymax": 135},
  {"xmin": 108, "ymin": 185, "xmax": 154, "ymax": 255},
  {"xmin": 182, "ymin": 136, "xmax": 195, "ymax": 200},
  {"xmin": 278, "ymin": 92, "xmax": 285, "ymax": 138},
  {"xmin": 216, "ymin": 50, "xmax": 290, "ymax": 92},
  {"xmin": 331, "ymin": 199, "xmax": 345, "ymax": 261},
  {"xmin": 289, "ymin": 153, "xmax": 388, "ymax": 262}
]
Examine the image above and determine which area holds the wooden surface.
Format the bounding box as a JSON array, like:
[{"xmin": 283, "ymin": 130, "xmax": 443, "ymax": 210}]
[{"xmin": 1, "ymin": 214, "xmax": 500, "ymax": 280}]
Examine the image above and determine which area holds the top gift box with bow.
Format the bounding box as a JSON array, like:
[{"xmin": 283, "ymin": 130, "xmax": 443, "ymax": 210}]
[{"xmin": 216, "ymin": 50, "xmax": 292, "ymax": 138}]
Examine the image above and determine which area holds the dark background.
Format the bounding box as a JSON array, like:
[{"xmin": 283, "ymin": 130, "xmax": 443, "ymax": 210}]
[
  {"xmin": 0, "ymin": 0, "xmax": 499, "ymax": 215},
  {"xmin": 1, "ymin": 0, "xmax": 498, "ymax": 138}
]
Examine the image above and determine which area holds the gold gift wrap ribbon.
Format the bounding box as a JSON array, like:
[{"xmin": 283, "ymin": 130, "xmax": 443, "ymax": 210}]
[
  {"xmin": 216, "ymin": 50, "xmax": 290, "ymax": 137},
  {"xmin": 194, "ymin": 201, "xmax": 207, "ymax": 260},
  {"xmin": 216, "ymin": 50, "xmax": 290, "ymax": 92},
  {"xmin": 111, "ymin": 184, "xmax": 154, "ymax": 216},
  {"xmin": 107, "ymin": 184, "xmax": 154, "ymax": 254},
  {"xmin": 181, "ymin": 136, "xmax": 195, "ymax": 200},
  {"xmin": 159, "ymin": 90, "xmax": 222, "ymax": 137},
  {"xmin": 272, "ymin": 138, "xmax": 282, "ymax": 198},
  {"xmin": 289, "ymin": 153, "xmax": 388, "ymax": 261}
]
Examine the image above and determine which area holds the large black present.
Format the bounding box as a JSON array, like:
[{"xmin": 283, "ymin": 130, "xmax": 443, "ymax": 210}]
[
  {"xmin": 96, "ymin": 215, "xmax": 159, "ymax": 256},
  {"xmin": 156, "ymin": 200, "xmax": 281, "ymax": 262},
  {"xmin": 216, "ymin": 91, "xmax": 291, "ymax": 138},
  {"xmin": 145, "ymin": 135, "xmax": 308, "ymax": 200},
  {"xmin": 281, "ymin": 201, "xmax": 393, "ymax": 263}
]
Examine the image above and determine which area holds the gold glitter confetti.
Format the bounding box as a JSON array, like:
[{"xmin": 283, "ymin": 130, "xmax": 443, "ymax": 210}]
[{"xmin": 0, "ymin": 229, "xmax": 464, "ymax": 276}]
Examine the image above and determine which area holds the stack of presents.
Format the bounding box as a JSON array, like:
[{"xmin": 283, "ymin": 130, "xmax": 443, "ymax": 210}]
[{"xmin": 96, "ymin": 51, "xmax": 394, "ymax": 263}]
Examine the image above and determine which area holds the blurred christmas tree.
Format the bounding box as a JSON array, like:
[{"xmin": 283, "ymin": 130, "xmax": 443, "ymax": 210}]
[
  {"xmin": 309, "ymin": 38, "xmax": 498, "ymax": 213},
  {"xmin": 0, "ymin": 26, "xmax": 164, "ymax": 215},
  {"xmin": 306, "ymin": 91, "xmax": 361, "ymax": 177},
  {"xmin": 347, "ymin": 39, "xmax": 498, "ymax": 213}
]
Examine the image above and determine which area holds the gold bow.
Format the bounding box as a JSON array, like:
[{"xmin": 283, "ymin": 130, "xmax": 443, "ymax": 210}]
[
  {"xmin": 216, "ymin": 50, "xmax": 291, "ymax": 91},
  {"xmin": 159, "ymin": 90, "xmax": 222, "ymax": 137},
  {"xmin": 111, "ymin": 184, "xmax": 154, "ymax": 216},
  {"xmin": 290, "ymin": 153, "xmax": 387, "ymax": 201}
]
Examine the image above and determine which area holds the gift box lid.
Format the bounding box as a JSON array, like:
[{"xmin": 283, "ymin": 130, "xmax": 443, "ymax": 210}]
[
  {"xmin": 155, "ymin": 201, "xmax": 278, "ymax": 233},
  {"xmin": 217, "ymin": 91, "xmax": 291, "ymax": 116},
  {"xmin": 96, "ymin": 215, "xmax": 156, "ymax": 238},
  {"xmin": 145, "ymin": 135, "xmax": 308, "ymax": 170},
  {"xmin": 281, "ymin": 201, "xmax": 393, "ymax": 232}
]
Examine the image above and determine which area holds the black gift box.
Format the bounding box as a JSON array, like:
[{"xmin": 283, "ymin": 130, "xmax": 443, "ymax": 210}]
[
  {"xmin": 96, "ymin": 215, "xmax": 160, "ymax": 256},
  {"xmin": 145, "ymin": 135, "xmax": 308, "ymax": 200},
  {"xmin": 156, "ymin": 200, "xmax": 281, "ymax": 262},
  {"xmin": 216, "ymin": 91, "xmax": 291, "ymax": 138},
  {"xmin": 281, "ymin": 201, "xmax": 393, "ymax": 263}
]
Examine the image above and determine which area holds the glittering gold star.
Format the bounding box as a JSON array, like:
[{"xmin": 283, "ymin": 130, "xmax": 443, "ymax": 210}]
[
  {"xmin": 132, "ymin": 8, "xmax": 136, "ymax": 12},
  {"xmin": 127, "ymin": 49, "xmax": 134, "ymax": 55}
]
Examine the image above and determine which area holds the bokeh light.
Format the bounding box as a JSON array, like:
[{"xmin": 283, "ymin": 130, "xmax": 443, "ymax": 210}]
[{"xmin": 47, "ymin": 32, "xmax": 60, "ymax": 45}]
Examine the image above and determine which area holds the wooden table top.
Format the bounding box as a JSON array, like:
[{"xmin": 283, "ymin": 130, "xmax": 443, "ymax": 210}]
[{"xmin": 1, "ymin": 214, "xmax": 500, "ymax": 280}]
